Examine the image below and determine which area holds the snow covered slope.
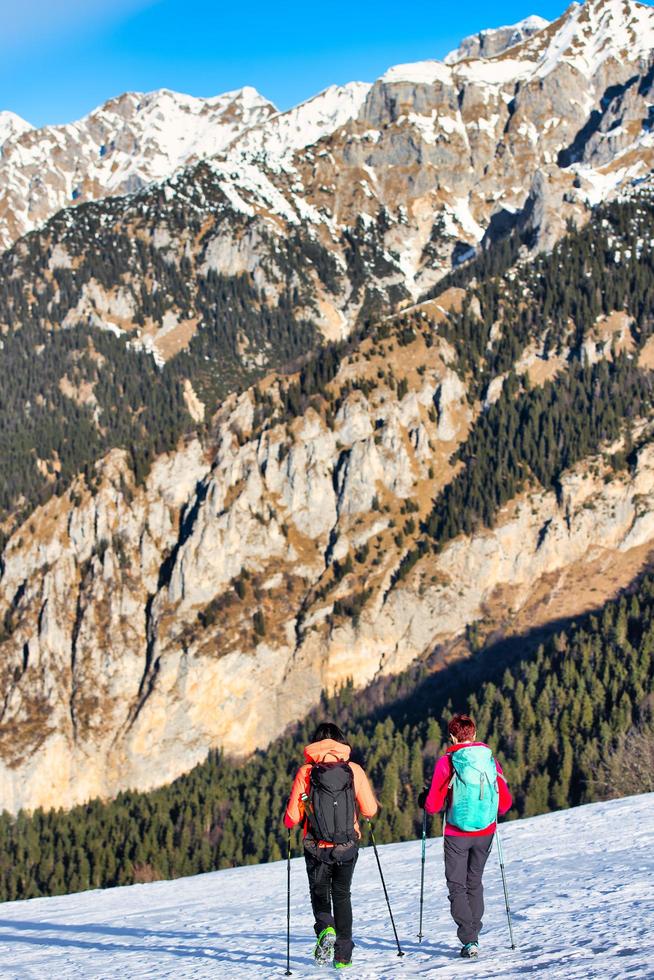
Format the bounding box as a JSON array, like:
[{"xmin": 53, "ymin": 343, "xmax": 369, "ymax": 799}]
[
  {"xmin": 382, "ymin": 0, "xmax": 654, "ymax": 91},
  {"xmin": 0, "ymin": 110, "xmax": 32, "ymax": 147},
  {"xmin": 0, "ymin": 86, "xmax": 276, "ymax": 249},
  {"xmin": 0, "ymin": 794, "xmax": 651, "ymax": 978},
  {"xmin": 227, "ymin": 82, "xmax": 371, "ymax": 168}
]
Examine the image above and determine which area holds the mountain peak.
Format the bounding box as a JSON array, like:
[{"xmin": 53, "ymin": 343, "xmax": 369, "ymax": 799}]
[
  {"xmin": 0, "ymin": 85, "xmax": 277, "ymax": 251},
  {"xmin": 384, "ymin": 0, "xmax": 654, "ymax": 91},
  {"xmin": 226, "ymin": 80, "xmax": 371, "ymax": 166},
  {"xmin": 509, "ymin": 0, "xmax": 654, "ymax": 78},
  {"xmin": 444, "ymin": 14, "xmax": 550, "ymax": 64},
  {"xmin": 0, "ymin": 110, "xmax": 33, "ymax": 148}
]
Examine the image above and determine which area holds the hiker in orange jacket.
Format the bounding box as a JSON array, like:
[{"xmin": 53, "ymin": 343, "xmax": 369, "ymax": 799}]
[{"xmin": 284, "ymin": 722, "xmax": 379, "ymax": 968}]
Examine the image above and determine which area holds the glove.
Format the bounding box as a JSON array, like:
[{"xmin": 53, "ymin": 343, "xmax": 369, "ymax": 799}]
[{"xmin": 417, "ymin": 788, "xmax": 428, "ymax": 809}]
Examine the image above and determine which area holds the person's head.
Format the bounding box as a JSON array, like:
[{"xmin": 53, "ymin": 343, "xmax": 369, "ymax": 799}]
[
  {"xmin": 312, "ymin": 721, "xmax": 348, "ymax": 744},
  {"xmin": 448, "ymin": 713, "xmax": 476, "ymax": 744}
]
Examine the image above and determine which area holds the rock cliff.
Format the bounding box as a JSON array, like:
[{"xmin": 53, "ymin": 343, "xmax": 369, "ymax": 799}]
[{"xmin": 2, "ymin": 282, "xmax": 654, "ymax": 811}]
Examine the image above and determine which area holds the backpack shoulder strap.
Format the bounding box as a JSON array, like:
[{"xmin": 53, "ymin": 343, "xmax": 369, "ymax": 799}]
[{"xmin": 303, "ymin": 763, "xmax": 321, "ymax": 839}]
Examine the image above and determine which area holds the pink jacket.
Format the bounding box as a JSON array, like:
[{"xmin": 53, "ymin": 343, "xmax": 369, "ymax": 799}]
[{"xmin": 424, "ymin": 741, "xmax": 513, "ymax": 836}]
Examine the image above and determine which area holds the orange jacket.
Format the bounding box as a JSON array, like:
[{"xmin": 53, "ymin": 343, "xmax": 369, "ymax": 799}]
[{"xmin": 283, "ymin": 738, "xmax": 379, "ymax": 841}]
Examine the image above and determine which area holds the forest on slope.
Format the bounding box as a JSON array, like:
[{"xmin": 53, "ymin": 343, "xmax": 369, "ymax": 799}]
[
  {"xmin": 2, "ymin": 189, "xmax": 654, "ymax": 538},
  {"xmin": 0, "ymin": 568, "xmax": 651, "ymax": 901}
]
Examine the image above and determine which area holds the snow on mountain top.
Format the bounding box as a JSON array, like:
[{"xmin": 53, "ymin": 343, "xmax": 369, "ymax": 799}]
[
  {"xmin": 0, "ymin": 84, "xmax": 277, "ymax": 222},
  {"xmin": 520, "ymin": 14, "xmax": 551, "ymax": 30},
  {"xmin": 71, "ymin": 86, "xmax": 277, "ymax": 167},
  {"xmin": 227, "ymin": 81, "xmax": 371, "ymax": 167},
  {"xmin": 380, "ymin": 60, "xmax": 454, "ymax": 86},
  {"xmin": 533, "ymin": 0, "xmax": 654, "ymax": 79},
  {"xmin": 444, "ymin": 14, "xmax": 550, "ymax": 64},
  {"xmin": 205, "ymin": 85, "xmax": 277, "ymax": 112},
  {"xmin": 0, "ymin": 110, "xmax": 33, "ymax": 147},
  {"xmin": 377, "ymin": 0, "xmax": 654, "ymax": 91},
  {"xmin": 0, "ymin": 794, "xmax": 651, "ymax": 978}
]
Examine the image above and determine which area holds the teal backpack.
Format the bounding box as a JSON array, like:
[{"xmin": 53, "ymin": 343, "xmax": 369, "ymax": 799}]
[{"xmin": 447, "ymin": 745, "xmax": 499, "ymax": 831}]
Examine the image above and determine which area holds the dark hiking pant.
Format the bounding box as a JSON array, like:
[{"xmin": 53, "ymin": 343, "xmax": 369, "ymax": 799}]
[
  {"xmin": 305, "ymin": 850, "xmax": 358, "ymax": 963},
  {"xmin": 443, "ymin": 833, "xmax": 493, "ymax": 945}
]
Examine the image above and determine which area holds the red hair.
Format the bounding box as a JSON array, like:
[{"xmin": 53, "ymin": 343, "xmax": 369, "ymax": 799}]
[{"xmin": 448, "ymin": 714, "xmax": 476, "ymax": 742}]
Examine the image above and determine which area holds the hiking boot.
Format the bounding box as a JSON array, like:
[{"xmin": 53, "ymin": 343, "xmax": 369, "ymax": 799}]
[
  {"xmin": 334, "ymin": 962, "xmax": 352, "ymax": 969},
  {"xmin": 314, "ymin": 926, "xmax": 336, "ymax": 964},
  {"xmin": 460, "ymin": 942, "xmax": 479, "ymax": 959}
]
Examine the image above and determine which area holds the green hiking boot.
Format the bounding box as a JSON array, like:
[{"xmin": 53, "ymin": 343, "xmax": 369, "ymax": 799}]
[
  {"xmin": 334, "ymin": 962, "xmax": 352, "ymax": 969},
  {"xmin": 314, "ymin": 926, "xmax": 336, "ymax": 964}
]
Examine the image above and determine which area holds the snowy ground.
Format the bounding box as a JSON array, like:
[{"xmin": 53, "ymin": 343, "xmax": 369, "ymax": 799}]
[{"xmin": 0, "ymin": 794, "xmax": 652, "ymax": 978}]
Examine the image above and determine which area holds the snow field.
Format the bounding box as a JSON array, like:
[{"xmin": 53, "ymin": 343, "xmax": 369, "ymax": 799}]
[{"xmin": 0, "ymin": 794, "xmax": 651, "ymax": 978}]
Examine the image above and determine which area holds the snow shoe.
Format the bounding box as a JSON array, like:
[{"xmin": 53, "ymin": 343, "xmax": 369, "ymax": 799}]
[
  {"xmin": 460, "ymin": 942, "xmax": 479, "ymax": 959},
  {"xmin": 314, "ymin": 926, "xmax": 336, "ymax": 964},
  {"xmin": 334, "ymin": 962, "xmax": 352, "ymax": 969}
]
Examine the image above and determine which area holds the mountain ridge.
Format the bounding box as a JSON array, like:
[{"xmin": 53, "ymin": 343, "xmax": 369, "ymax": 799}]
[
  {"xmin": 444, "ymin": 13, "xmax": 551, "ymax": 63},
  {"xmin": 3, "ymin": 0, "xmax": 654, "ymax": 260}
]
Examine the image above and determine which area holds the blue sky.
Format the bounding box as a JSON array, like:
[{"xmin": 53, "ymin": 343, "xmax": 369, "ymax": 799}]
[{"xmin": 2, "ymin": 0, "xmax": 587, "ymax": 126}]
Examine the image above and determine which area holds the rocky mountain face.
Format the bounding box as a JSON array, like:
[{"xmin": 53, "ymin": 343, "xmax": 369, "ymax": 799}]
[
  {"xmin": 3, "ymin": 187, "xmax": 654, "ymax": 811},
  {"xmin": 3, "ymin": 0, "xmax": 654, "ymax": 812},
  {"xmin": 444, "ymin": 14, "xmax": 551, "ymax": 63},
  {"xmin": 3, "ymin": 0, "xmax": 654, "ymax": 350},
  {"xmin": 0, "ymin": 86, "xmax": 276, "ymax": 250}
]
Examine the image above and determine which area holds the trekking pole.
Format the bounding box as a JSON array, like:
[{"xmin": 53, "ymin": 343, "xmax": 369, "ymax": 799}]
[
  {"xmin": 417, "ymin": 808, "xmax": 427, "ymax": 942},
  {"xmin": 366, "ymin": 820, "xmax": 404, "ymax": 958},
  {"xmin": 285, "ymin": 827, "xmax": 292, "ymax": 975},
  {"xmin": 495, "ymin": 823, "xmax": 516, "ymax": 950}
]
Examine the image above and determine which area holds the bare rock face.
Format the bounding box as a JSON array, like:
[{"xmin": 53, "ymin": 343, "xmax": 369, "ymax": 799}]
[
  {"xmin": 444, "ymin": 16, "xmax": 551, "ymax": 64},
  {"xmin": 2, "ymin": 310, "xmax": 654, "ymax": 812}
]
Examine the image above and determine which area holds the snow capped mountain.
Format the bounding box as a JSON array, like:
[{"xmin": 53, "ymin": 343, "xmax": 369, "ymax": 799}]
[
  {"xmin": 379, "ymin": 0, "xmax": 654, "ymax": 91},
  {"xmin": 4, "ymin": 0, "xmax": 654, "ymax": 815},
  {"xmin": 509, "ymin": 0, "xmax": 654, "ymax": 80},
  {"xmin": 0, "ymin": 0, "xmax": 653, "ymax": 357},
  {"xmin": 0, "ymin": 110, "xmax": 32, "ymax": 148},
  {"xmin": 0, "ymin": 794, "xmax": 650, "ymax": 977},
  {"xmin": 444, "ymin": 14, "xmax": 550, "ymax": 64},
  {"xmin": 2, "ymin": 0, "xmax": 654, "ymax": 261},
  {"xmin": 0, "ymin": 86, "xmax": 276, "ymax": 249},
  {"xmin": 227, "ymin": 81, "xmax": 372, "ymax": 168}
]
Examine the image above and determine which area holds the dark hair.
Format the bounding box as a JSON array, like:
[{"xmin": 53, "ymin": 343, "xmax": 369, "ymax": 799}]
[
  {"xmin": 312, "ymin": 722, "xmax": 348, "ymax": 744},
  {"xmin": 448, "ymin": 714, "xmax": 476, "ymax": 742}
]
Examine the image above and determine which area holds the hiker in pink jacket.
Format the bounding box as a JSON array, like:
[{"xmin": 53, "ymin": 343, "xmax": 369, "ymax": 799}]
[{"xmin": 418, "ymin": 713, "xmax": 513, "ymax": 959}]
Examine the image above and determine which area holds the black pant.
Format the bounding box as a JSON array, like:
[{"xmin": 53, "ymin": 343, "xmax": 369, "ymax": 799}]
[
  {"xmin": 304, "ymin": 849, "xmax": 358, "ymax": 963},
  {"xmin": 443, "ymin": 834, "xmax": 493, "ymax": 945}
]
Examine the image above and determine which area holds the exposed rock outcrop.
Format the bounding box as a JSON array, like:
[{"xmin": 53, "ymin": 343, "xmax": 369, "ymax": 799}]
[
  {"xmin": 4, "ymin": 0, "xmax": 654, "ymax": 816},
  {"xmin": 2, "ymin": 317, "xmax": 654, "ymax": 812}
]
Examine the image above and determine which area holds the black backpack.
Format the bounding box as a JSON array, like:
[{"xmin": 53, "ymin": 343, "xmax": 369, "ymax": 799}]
[{"xmin": 305, "ymin": 761, "xmax": 356, "ymax": 844}]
